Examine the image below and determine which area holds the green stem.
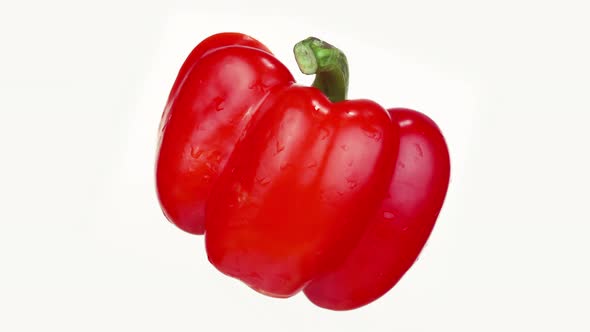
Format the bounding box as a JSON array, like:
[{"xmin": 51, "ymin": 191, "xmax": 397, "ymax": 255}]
[{"xmin": 293, "ymin": 37, "xmax": 349, "ymax": 103}]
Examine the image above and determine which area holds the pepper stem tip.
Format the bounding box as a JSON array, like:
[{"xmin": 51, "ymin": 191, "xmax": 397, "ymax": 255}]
[{"xmin": 292, "ymin": 37, "xmax": 349, "ymax": 103}]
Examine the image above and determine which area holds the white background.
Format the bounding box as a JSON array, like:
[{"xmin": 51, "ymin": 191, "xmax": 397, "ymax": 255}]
[{"xmin": 1, "ymin": 0, "xmax": 589, "ymax": 331}]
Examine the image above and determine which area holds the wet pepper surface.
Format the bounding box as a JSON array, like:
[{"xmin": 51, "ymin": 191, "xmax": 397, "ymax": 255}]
[{"xmin": 155, "ymin": 33, "xmax": 450, "ymax": 310}]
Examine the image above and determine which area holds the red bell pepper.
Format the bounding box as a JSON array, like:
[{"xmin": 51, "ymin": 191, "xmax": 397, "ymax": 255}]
[{"xmin": 155, "ymin": 33, "xmax": 450, "ymax": 310}]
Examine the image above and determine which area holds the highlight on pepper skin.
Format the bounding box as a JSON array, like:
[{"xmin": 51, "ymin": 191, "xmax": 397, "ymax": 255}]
[{"xmin": 154, "ymin": 32, "xmax": 450, "ymax": 310}]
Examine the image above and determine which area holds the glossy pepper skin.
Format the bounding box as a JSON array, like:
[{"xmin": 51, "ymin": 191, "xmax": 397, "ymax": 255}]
[
  {"xmin": 155, "ymin": 32, "xmax": 450, "ymax": 310},
  {"xmin": 304, "ymin": 108, "xmax": 450, "ymax": 310},
  {"xmin": 156, "ymin": 33, "xmax": 293, "ymax": 234},
  {"xmin": 206, "ymin": 86, "xmax": 398, "ymax": 297}
]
